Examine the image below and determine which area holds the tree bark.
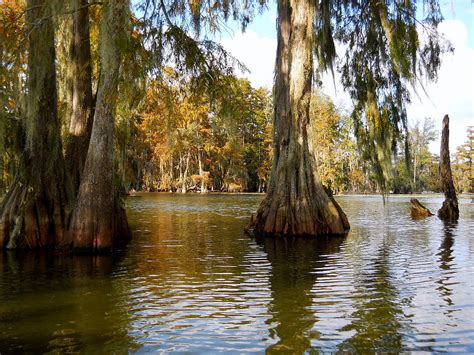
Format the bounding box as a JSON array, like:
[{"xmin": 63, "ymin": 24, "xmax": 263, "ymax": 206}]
[
  {"xmin": 438, "ymin": 115, "xmax": 459, "ymax": 221},
  {"xmin": 67, "ymin": 0, "xmax": 130, "ymax": 252},
  {"xmin": 247, "ymin": 0, "xmax": 349, "ymax": 237},
  {"xmin": 410, "ymin": 198, "xmax": 433, "ymax": 219},
  {"xmin": 0, "ymin": 0, "xmax": 70, "ymax": 249},
  {"xmin": 65, "ymin": 0, "xmax": 94, "ymax": 192}
]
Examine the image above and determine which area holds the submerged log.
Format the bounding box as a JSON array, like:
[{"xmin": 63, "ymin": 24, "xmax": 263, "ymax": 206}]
[
  {"xmin": 438, "ymin": 115, "xmax": 459, "ymax": 221},
  {"xmin": 410, "ymin": 199, "xmax": 433, "ymax": 219}
]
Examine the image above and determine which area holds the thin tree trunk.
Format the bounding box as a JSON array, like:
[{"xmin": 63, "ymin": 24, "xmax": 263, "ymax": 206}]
[
  {"xmin": 136, "ymin": 165, "xmax": 141, "ymax": 190},
  {"xmin": 413, "ymin": 153, "xmax": 417, "ymax": 187},
  {"xmin": 169, "ymin": 154, "xmax": 174, "ymax": 191},
  {"xmin": 159, "ymin": 157, "xmax": 164, "ymax": 180},
  {"xmin": 68, "ymin": 0, "xmax": 130, "ymax": 252},
  {"xmin": 0, "ymin": 0, "xmax": 70, "ymax": 249},
  {"xmin": 181, "ymin": 151, "xmax": 190, "ymax": 193},
  {"xmin": 247, "ymin": 0, "xmax": 349, "ymax": 237},
  {"xmin": 179, "ymin": 153, "xmax": 183, "ymax": 189},
  {"xmin": 65, "ymin": 0, "xmax": 94, "ymax": 192},
  {"xmin": 198, "ymin": 151, "xmax": 207, "ymax": 193},
  {"xmin": 438, "ymin": 115, "xmax": 459, "ymax": 221}
]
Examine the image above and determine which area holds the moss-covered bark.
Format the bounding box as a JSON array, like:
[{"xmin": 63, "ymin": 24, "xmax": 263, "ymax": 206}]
[
  {"xmin": 0, "ymin": 0, "xmax": 70, "ymax": 249},
  {"xmin": 247, "ymin": 0, "xmax": 349, "ymax": 237},
  {"xmin": 65, "ymin": 0, "xmax": 94, "ymax": 192},
  {"xmin": 68, "ymin": 0, "xmax": 131, "ymax": 252}
]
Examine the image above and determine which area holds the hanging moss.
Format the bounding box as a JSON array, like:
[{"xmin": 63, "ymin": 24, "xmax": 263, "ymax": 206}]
[
  {"xmin": 330, "ymin": 0, "xmax": 451, "ymax": 192},
  {"xmin": 1, "ymin": 0, "xmax": 71, "ymax": 249}
]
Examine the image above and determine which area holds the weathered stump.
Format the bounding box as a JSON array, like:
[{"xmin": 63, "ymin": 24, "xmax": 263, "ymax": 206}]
[
  {"xmin": 410, "ymin": 198, "xmax": 433, "ymax": 219},
  {"xmin": 437, "ymin": 115, "xmax": 459, "ymax": 221}
]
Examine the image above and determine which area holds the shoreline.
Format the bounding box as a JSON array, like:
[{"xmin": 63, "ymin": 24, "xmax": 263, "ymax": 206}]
[{"xmin": 127, "ymin": 191, "xmax": 474, "ymax": 199}]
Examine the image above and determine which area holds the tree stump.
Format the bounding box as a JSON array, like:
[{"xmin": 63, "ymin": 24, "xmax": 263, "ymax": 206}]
[
  {"xmin": 438, "ymin": 115, "xmax": 459, "ymax": 221},
  {"xmin": 410, "ymin": 198, "xmax": 433, "ymax": 219}
]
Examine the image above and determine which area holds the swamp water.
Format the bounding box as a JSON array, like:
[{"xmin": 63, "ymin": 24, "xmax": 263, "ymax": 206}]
[{"xmin": 1, "ymin": 193, "xmax": 473, "ymax": 352}]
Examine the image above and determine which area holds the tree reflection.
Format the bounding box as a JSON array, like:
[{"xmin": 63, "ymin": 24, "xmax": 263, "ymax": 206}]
[
  {"xmin": 257, "ymin": 236, "xmax": 344, "ymax": 353},
  {"xmin": 337, "ymin": 243, "xmax": 409, "ymax": 352},
  {"xmin": 436, "ymin": 221, "xmax": 457, "ymax": 309},
  {"xmin": 0, "ymin": 252, "xmax": 138, "ymax": 353}
]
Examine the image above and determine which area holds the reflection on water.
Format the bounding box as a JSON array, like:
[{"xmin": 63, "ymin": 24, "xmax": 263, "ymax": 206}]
[
  {"xmin": 337, "ymin": 243, "xmax": 406, "ymax": 352},
  {"xmin": 0, "ymin": 193, "xmax": 473, "ymax": 352},
  {"xmin": 0, "ymin": 253, "xmax": 138, "ymax": 352},
  {"xmin": 260, "ymin": 236, "xmax": 345, "ymax": 353}
]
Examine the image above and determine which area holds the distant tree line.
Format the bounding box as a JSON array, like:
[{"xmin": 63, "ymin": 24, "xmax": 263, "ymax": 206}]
[
  {"xmin": 113, "ymin": 67, "xmax": 474, "ymax": 194},
  {"xmin": 116, "ymin": 69, "xmax": 273, "ymax": 193}
]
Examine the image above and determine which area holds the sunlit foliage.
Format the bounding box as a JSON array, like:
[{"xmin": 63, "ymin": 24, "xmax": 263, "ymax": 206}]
[
  {"xmin": 0, "ymin": 0, "xmax": 26, "ymax": 192},
  {"xmin": 452, "ymin": 127, "xmax": 474, "ymax": 193},
  {"xmin": 120, "ymin": 69, "xmax": 272, "ymax": 192}
]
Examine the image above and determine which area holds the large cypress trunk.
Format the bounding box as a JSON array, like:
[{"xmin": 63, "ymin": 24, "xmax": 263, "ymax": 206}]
[
  {"xmin": 65, "ymin": 0, "xmax": 94, "ymax": 191},
  {"xmin": 247, "ymin": 0, "xmax": 349, "ymax": 237},
  {"xmin": 68, "ymin": 0, "xmax": 130, "ymax": 252},
  {"xmin": 438, "ymin": 115, "xmax": 459, "ymax": 221},
  {"xmin": 0, "ymin": 0, "xmax": 70, "ymax": 249}
]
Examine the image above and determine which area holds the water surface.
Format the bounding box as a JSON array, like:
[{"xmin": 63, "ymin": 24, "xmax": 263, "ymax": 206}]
[{"xmin": 1, "ymin": 194, "xmax": 473, "ymax": 352}]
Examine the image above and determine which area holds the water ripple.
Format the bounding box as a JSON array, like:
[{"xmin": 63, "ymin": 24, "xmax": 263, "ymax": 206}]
[{"xmin": 0, "ymin": 194, "xmax": 473, "ymax": 352}]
